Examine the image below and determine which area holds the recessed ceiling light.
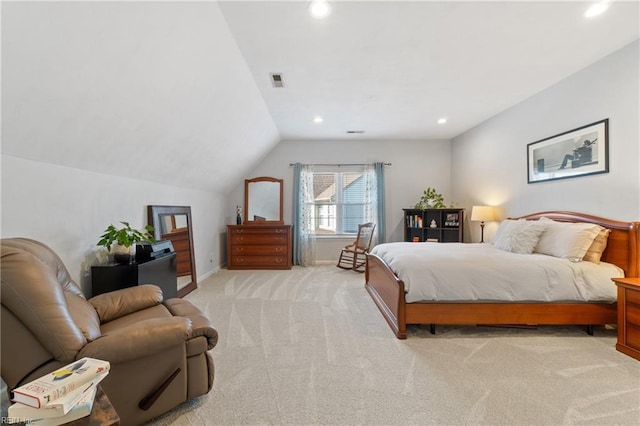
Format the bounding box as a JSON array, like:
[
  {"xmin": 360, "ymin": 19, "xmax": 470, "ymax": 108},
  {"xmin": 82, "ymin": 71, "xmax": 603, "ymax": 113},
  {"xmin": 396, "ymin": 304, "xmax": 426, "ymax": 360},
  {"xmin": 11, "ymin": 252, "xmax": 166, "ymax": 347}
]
[
  {"xmin": 313, "ymin": 116, "xmax": 324, "ymax": 124},
  {"xmin": 437, "ymin": 117, "xmax": 448, "ymax": 124},
  {"xmin": 309, "ymin": 0, "xmax": 331, "ymax": 19},
  {"xmin": 585, "ymin": 1, "xmax": 609, "ymax": 18}
]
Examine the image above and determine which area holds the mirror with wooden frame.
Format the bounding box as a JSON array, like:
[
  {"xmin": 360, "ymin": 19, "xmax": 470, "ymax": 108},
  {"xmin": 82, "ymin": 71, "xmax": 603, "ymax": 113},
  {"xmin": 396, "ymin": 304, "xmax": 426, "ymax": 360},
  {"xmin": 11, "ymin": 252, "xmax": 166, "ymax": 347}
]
[
  {"xmin": 147, "ymin": 205, "xmax": 197, "ymax": 297},
  {"xmin": 244, "ymin": 177, "xmax": 284, "ymax": 224}
]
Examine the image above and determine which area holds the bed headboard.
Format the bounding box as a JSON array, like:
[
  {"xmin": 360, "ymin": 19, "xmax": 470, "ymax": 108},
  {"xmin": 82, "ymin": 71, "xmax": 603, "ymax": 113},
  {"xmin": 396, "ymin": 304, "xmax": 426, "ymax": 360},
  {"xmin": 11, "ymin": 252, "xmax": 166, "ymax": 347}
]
[{"xmin": 516, "ymin": 211, "xmax": 640, "ymax": 277}]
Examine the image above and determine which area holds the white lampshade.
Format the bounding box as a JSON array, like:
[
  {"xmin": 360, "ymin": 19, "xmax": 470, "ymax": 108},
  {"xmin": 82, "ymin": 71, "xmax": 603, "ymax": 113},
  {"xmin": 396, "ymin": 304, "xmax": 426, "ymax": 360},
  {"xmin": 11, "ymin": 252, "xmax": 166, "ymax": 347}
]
[{"xmin": 471, "ymin": 206, "xmax": 496, "ymax": 222}]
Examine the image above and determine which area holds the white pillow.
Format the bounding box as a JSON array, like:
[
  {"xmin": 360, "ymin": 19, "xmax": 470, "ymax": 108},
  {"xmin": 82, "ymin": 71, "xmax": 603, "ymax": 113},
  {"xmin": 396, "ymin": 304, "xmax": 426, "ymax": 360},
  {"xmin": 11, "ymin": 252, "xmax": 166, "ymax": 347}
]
[
  {"xmin": 535, "ymin": 217, "xmax": 603, "ymax": 262},
  {"xmin": 493, "ymin": 219, "xmax": 546, "ymax": 254},
  {"xmin": 493, "ymin": 220, "xmax": 517, "ymax": 246}
]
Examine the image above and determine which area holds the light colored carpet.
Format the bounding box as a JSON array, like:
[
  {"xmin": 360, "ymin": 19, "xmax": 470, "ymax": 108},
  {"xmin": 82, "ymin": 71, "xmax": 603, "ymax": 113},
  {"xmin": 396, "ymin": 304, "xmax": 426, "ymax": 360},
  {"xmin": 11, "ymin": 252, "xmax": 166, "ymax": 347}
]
[{"xmin": 147, "ymin": 265, "xmax": 640, "ymax": 425}]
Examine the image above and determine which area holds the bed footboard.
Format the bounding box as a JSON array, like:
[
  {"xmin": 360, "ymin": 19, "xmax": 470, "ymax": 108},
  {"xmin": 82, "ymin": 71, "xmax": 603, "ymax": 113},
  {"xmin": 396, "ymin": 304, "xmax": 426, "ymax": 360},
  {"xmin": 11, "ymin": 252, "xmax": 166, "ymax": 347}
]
[{"xmin": 365, "ymin": 253, "xmax": 407, "ymax": 339}]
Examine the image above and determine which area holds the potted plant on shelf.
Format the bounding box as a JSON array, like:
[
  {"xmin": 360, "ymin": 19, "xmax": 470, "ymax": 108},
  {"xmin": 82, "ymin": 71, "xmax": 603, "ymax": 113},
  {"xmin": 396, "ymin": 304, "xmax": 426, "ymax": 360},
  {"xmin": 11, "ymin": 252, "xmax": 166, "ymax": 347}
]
[
  {"xmin": 414, "ymin": 187, "xmax": 447, "ymax": 209},
  {"xmin": 97, "ymin": 222, "xmax": 156, "ymax": 264}
]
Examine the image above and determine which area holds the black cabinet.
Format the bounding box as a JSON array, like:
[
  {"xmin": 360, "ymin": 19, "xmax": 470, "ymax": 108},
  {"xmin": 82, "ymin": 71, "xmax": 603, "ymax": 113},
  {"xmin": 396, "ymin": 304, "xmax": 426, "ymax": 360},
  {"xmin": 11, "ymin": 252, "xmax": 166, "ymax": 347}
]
[
  {"xmin": 403, "ymin": 208, "xmax": 465, "ymax": 243},
  {"xmin": 91, "ymin": 254, "xmax": 177, "ymax": 299}
]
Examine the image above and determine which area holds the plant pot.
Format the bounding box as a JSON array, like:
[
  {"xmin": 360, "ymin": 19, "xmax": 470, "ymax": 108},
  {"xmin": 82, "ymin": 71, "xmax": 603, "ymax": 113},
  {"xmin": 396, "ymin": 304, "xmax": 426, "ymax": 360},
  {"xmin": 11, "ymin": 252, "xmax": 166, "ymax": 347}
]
[{"xmin": 112, "ymin": 244, "xmax": 135, "ymax": 265}]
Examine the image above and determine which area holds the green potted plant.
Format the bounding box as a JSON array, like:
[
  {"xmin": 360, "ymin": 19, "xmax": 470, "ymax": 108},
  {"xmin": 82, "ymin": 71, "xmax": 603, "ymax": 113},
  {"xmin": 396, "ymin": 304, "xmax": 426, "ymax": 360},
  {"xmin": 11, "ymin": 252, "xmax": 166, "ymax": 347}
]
[
  {"xmin": 97, "ymin": 222, "xmax": 156, "ymax": 264},
  {"xmin": 414, "ymin": 187, "xmax": 447, "ymax": 209}
]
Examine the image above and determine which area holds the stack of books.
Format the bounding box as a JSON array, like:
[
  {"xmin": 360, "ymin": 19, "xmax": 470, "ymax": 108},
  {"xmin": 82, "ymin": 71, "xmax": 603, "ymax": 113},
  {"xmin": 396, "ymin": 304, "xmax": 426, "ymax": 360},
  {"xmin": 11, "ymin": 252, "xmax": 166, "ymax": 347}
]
[{"xmin": 8, "ymin": 357, "xmax": 110, "ymax": 425}]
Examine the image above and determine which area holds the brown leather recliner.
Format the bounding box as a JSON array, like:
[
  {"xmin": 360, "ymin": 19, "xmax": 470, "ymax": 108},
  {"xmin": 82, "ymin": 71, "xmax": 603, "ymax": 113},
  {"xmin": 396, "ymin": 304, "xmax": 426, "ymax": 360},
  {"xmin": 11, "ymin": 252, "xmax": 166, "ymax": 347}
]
[{"xmin": 1, "ymin": 238, "xmax": 218, "ymax": 425}]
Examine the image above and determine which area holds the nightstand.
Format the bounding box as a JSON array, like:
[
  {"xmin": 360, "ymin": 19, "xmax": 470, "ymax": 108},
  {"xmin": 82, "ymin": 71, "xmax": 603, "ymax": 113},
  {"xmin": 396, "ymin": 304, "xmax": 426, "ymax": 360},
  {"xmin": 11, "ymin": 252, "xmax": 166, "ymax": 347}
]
[{"xmin": 612, "ymin": 277, "xmax": 640, "ymax": 361}]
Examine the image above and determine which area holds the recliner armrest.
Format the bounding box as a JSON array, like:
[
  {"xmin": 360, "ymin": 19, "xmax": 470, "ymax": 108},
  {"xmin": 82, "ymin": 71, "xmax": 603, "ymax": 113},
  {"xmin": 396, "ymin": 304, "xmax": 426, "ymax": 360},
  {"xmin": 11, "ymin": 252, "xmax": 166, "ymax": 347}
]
[
  {"xmin": 164, "ymin": 299, "xmax": 218, "ymax": 350},
  {"xmin": 78, "ymin": 316, "xmax": 191, "ymax": 363},
  {"xmin": 89, "ymin": 284, "xmax": 163, "ymax": 323}
]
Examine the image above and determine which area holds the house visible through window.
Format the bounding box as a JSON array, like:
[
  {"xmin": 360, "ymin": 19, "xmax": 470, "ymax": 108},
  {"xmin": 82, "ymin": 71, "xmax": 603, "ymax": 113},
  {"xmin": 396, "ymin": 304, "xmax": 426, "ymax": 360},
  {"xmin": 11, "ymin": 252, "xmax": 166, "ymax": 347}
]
[
  {"xmin": 311, "ymin": 166, "xmax": 366, "ymax": 235},
  {"xmin": 293, "ymin": 162, "xmax": 385, "ymax": 266}
]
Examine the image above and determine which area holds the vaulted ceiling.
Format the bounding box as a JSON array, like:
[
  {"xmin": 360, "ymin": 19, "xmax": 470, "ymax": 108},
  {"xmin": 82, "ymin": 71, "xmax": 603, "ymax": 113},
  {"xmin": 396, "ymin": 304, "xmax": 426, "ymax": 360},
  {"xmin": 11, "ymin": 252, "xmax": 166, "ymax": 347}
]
[
  {"xmin": 220, "ymin": 0, "xmax": 639, "ymax": 140},
  {"xmin": 2, "ymin": 1, "xmax": 638, "ymax": 192}
]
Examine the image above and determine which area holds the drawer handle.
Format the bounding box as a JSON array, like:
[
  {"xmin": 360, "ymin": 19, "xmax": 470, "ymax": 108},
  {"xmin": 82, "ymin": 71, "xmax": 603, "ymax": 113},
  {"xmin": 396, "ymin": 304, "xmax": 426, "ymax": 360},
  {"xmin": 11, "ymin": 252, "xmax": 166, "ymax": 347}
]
[
  {"xmin": 274, "ymin": 258, "xmax": 283, "ymax": 263},
  {"xmin": 235, "ymin": 248, "xmax": 244, "ymax": 253},
  {"xmin": 275, "ymin": 248, "xmax": 283, "ymax": 253}
]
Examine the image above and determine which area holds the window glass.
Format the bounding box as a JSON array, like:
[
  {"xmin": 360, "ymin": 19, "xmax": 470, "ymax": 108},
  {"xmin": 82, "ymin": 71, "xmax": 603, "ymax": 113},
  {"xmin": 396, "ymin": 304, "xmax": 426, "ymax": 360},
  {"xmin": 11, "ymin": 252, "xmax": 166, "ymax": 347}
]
[{"xmin": 312, "ymin": 169, "xmax": 365, "ymax": 235}]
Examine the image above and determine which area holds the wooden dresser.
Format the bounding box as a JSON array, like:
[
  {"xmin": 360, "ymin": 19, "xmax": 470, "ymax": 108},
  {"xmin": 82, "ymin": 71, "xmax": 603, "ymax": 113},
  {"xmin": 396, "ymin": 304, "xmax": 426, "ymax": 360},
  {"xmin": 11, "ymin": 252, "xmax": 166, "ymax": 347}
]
[
  {"xmin": 613, "ymin": 277, "xmax": 640, "ymax": 361},
  {"xmin": 227, "ymin": 224, "xmax": 292, "ymax": 270}
]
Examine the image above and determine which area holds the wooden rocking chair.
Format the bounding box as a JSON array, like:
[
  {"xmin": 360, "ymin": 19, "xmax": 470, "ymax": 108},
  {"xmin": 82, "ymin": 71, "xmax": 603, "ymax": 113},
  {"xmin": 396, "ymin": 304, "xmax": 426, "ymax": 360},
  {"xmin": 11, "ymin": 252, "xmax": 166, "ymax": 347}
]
[{"xmin": 336, "ymin": 222, "xmax": 376, "ymax": 272}]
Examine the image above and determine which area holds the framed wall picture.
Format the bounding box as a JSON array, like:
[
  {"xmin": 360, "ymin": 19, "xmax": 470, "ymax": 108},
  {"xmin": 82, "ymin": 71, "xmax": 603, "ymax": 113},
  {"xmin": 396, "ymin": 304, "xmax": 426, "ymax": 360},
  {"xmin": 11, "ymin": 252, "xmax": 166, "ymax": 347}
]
[{"xmin": 527, "ymin": 119, "xmax": 609, "ymax": 184}]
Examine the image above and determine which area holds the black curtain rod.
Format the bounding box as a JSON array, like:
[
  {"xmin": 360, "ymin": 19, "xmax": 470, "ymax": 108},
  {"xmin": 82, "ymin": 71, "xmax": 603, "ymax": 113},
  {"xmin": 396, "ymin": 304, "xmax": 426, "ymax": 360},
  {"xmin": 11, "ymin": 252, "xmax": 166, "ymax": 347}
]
[{"xmin": 288, "ymin": 162, "xmax": 392, "ymax": 167}]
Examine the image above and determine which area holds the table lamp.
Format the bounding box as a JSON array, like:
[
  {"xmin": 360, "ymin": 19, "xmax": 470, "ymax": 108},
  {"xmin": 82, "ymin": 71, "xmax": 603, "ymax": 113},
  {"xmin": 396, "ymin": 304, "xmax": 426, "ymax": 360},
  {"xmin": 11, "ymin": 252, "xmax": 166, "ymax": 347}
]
[{"xmin": 471, "ymin": 206, "xmax": 496, "ymax": 243}]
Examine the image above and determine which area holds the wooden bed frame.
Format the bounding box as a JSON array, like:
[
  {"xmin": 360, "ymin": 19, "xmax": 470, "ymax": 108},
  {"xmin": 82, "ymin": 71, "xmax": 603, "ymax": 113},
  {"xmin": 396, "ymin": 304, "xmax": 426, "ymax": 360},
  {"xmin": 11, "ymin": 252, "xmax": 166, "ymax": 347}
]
[{"xmin": 365, "ymin": 211, "xmax": 640, "ymax": 339}]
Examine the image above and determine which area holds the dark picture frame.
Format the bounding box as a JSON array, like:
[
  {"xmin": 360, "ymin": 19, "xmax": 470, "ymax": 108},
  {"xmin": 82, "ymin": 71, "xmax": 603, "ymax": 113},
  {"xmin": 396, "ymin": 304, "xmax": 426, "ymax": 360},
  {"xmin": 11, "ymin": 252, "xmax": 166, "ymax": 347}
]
[
  {"xmin": 527, "ymin": 119, "xmax": 609, "ymax": 184},
  {"xmin": 444, "ymin": 213, "xmax": 459, "ymax": 227}
]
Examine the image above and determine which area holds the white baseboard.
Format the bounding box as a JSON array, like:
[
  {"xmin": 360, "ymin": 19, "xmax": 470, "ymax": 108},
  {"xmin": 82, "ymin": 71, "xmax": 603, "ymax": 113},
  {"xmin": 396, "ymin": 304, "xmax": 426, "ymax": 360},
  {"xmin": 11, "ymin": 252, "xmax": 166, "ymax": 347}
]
[
  {"xmin": 314, "ymin": 260, "xmax": 338, "ymax": 265},
  {"xmin": 198, "ymin": 265, "xmax": 221, "ymax": 282}
]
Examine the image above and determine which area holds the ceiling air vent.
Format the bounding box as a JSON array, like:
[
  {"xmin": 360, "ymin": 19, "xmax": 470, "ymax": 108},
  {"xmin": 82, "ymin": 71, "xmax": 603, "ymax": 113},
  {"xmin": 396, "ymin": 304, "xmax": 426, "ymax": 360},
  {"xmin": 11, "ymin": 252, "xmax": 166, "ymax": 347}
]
[
  {"xmin": 346, "ymin": 130, "xmax": 365, "ymax": 134},
  {"xmin": 270, "ymin": 73, "xmax": 284, "ymax": 88}
]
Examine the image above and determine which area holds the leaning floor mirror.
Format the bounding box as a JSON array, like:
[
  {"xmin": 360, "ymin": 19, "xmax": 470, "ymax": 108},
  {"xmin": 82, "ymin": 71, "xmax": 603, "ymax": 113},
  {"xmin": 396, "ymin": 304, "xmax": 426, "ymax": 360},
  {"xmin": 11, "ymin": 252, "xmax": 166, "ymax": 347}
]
[{"xmin": 147, "ymin": 205, "xmax": 197, "ymax": 297}]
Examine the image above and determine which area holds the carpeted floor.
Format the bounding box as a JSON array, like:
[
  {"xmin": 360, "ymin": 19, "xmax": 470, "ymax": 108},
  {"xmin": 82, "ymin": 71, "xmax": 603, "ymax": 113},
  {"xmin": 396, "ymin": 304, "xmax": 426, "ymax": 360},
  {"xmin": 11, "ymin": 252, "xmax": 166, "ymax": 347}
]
[{"xmin": 147, "ymin": 265, "xmax": 640, "ymax": 425}]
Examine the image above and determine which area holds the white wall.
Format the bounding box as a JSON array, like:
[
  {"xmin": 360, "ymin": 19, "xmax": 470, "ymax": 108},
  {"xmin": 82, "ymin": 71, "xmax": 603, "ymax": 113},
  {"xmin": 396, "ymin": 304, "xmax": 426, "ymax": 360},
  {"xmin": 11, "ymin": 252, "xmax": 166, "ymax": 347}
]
[
  {"xmin": 1, "ymin": 155, "xmax": 227, "ymax": 295},
  {"xmin": 1, "ymin": 1, "xmax": 279, "ymax": 194},
  {"xmin": 451, "ymin": 40, "xmax": 640, "ymax": 243},
  {"xmin": 2, "ymin": 2, "xmax": 262, "ymax": 295},
  {"xmin": 227, "ymin": 139, "xmax": 452, "ymax": 262}
]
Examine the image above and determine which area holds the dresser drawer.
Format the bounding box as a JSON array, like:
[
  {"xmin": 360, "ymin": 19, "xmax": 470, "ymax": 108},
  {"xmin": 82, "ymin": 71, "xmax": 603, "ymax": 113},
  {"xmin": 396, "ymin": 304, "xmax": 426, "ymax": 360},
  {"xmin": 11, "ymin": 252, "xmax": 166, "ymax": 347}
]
[
  {"xmin": 626, "ymin": 289, "xmax": 640, "ymax": 306},
  {"xmin": 626, "ymin": 324, "xmax": 640, "ymax": 350},
  {"xmin": 626, "ymin": 302, "xmax": 640, "ymax": 327},
  {"xmin": 230, "ymin": 234, "xmax": 289, "ymax": 245},
  {"xmin": 230, "ymin": 255, "xmax": 289, "ymax": 267},
  {"xmin": 229, "ymin": 227, "xmax": 289, "ymax": 235},
  {"xmin": 231, "ymin": 245, "xmax": 288, "ymax": 255}
]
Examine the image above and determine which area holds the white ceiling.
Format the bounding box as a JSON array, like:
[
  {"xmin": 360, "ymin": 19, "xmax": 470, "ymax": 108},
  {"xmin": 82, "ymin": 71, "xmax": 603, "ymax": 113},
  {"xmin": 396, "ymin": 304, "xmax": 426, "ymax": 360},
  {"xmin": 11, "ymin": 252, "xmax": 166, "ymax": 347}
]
[
  {"xmin": 219, "ymin": 0, "xmax": 640, "ymax": 140},
  {"xmin": 2, "ymin": 1, "xmax": 638, "ymax": 193}
]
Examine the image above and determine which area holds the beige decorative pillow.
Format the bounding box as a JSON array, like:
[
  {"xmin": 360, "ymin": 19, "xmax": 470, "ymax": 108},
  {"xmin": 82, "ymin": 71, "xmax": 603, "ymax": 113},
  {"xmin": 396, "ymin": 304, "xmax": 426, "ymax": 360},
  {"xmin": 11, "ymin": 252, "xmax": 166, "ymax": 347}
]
[
  {"xmin": 583, "ymin": 228, "xmax": 611, "ymax": 264},
  {"xmin": 494, "ymin": 219, "xmax": 546, "ymax": 254},
  {"xmin": 535, "ymin": 217, "xmax": 603, "ymax": 262}
]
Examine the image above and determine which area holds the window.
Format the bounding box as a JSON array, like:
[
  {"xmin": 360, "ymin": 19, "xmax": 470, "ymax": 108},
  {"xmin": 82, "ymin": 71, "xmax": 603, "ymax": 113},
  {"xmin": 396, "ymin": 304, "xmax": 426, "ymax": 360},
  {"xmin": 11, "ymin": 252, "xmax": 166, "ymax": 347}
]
[
  {"xmin": 293, "ymin": 162, "xmax": 385, "ymax": 266},
  {"xmin": 310, "ymin": 166, "xmax": 367, "ymax": 235}
]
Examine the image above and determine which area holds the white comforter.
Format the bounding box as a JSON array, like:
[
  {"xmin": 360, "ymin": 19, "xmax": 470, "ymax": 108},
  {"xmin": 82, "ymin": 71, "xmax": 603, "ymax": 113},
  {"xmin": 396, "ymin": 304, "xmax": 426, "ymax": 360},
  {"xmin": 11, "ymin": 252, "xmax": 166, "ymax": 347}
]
[{"xmin": 369, "ymin": 243, "xmax": 623, "ymax": 303}]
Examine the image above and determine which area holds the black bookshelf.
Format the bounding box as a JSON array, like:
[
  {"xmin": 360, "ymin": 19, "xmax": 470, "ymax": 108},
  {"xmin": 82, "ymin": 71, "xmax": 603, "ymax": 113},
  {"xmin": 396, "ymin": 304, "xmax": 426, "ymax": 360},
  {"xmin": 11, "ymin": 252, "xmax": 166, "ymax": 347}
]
[{"xmin": 403, "ymin": 208, "xmax": 464, "ymax": 243}]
